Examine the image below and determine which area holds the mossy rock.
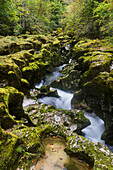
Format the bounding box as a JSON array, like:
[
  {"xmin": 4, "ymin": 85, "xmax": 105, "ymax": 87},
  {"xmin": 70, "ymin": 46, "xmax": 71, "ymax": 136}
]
[
  {"xmin": 83, "ymin": 72, "xmax": 113, "ymax": 111},
  {"xmin": 0, "ymin": 56, "xmax": 21, "ymax": 76},
  {"xmin": 8, "ymin": 42, "xmax": 21, "ymax": 54},
  {"xmin": 52, "ymin": 38, "xmax": 61, "ymax": 47},
  {"xmin": 0, "ymin": 127, "xmax": 20, "ymax": 170},
  {"xmin": 80, "ymin": 52, "xmax": 112, "ymax": 83},
  {"xmin": 66, "ymin": 134, "xmax": 113, "ymax": 169},
  {"xmin": 0, "ymin": 87, "xmax": 26, "ymax": 128},
  {"xmin": 72, "ymin": 46, "xmax": 89, "ymax": 60},
  {"xmin": 0, "ymin": 102, "xmax": 17, "ymax": 129},
  {"xmin": 0, "ymin": 36, "xmax": 33, "ymax": 55},
  {"xmin": 51, "ymin": 67, "xmax": 80, "ymax": 91},
  {"xmin": 33, "ymin": 40, "xmax": 42, "ymax": 51},
  {"xmin": 11, "ymin": 125, "xmax": 55, "ymax": 168},
  {"xmin": 32, "ymin": 35, "xmax": 48, "ymax": 44},
  {"xmin": 8, "ymin": 71, "xmax": 21, "ymax": 88},
  {"xmin": 71, "ymin": 90, "xmax": 92, "ymax": 112},
  {"xmin": 31, "ymin": 86, "xmax": 59, "ymax": 98},
  {"xmin": 20, "ymin": 42, "xmax": 33, "ymax": 50},
  {"xmin": 10, "ymin": 50, "xmax": 33, "ymax": 68},
  {"xmin": 13, "ymin": 126, "xmax": 45, "ymax": 153},
  {"xmin": 25, "ymin": 103, "xmax": 90, "ymax": 135},
  {"xmin": 22, "ymin": 62, "xmax": 39, "ymax": 81}
]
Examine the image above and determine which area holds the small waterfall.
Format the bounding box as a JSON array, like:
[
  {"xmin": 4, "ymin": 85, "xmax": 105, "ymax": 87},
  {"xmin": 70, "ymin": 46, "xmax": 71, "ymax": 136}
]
[
  {"xmin": 38, "ymin": 88, "xmax": 73, "ymax": 110},
  {"xmin": 82, "ymin": 112, "xmax": 105, "ymax": 144},
  {"xmin": 39, "ymin": 88, "xmax": 106, "ymax": 144},
  {"xmin": 24, "ymin": 63, "xmax": 110, "ymax": 148},
  {"xmin": 35, "ymin": 64, "xmax": 66, "ymax": 88}
]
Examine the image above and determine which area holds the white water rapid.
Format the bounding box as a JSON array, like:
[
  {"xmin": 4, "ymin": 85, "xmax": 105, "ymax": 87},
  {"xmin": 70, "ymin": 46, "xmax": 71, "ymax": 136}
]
[
  {"xmin": 36, "ymin": 64, "xmax": 106, "ymax": 146},
  {"xmin": 82, "ymin": 112, "xmax": 105, "ymax": 144},
  {"xmin": 35, "ymin": 64, "xmax": 66, "ymax": 88},
  {"xmin": 39, "ymin": 88, "xmax": 73, "ymax": 110},
  {"xmin": 23, "ymin": 63, "xmax": 111, "ymax": 149}
]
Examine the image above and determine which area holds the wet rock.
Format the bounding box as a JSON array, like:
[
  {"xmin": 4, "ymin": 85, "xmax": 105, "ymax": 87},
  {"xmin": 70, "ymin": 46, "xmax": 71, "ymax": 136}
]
[
  {"xmin": 65, "ymin": 134, "xmax": 113, "ymax": 169},
  {"xmin": 0, "ymin": 87, "xmax": 33, "ymax": 129},
  {"xmin": 25, "ymin": 103, "xmax": 90, "ymax": 135},
  {"xmin": 51, "ymin": 63, "xmax": 80, "ymax": 91},
  {"xmin": 30, "ymin": 85, "xmax": 59, "ymax": 98},
  {"xmin": 70, "ymin": 39, "xmax": 113, "ymax": 144}
]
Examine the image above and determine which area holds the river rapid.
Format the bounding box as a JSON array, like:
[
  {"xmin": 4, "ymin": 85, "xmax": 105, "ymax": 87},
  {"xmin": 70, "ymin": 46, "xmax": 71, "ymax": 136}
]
[{"xmin": 23, "ymin": 63, "xmax": 113, "ymax": 152}]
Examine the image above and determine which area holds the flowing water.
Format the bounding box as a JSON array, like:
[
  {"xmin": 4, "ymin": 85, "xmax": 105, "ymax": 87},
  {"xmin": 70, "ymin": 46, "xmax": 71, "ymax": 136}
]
[
  {"xmin": 36, "ymin": 64, "xmax": 105, "ymax": 145},
  {"xmin": 82, "ymin": 112, "xmax": 105, "ymax": 144},
  {"xmin": 35, "ymin": 65, "xmax": 66, "ymax": 88},
  {"xmin": 22, "ymin": 63, "xmax": 113, "ymax": 169},
  {"xmin": 23, "ymin": 62, "xmax": 108, "ymax": 144},
  {"xmin": 39, "ymin": 88, "xmax": 73, "ymax": 110}
]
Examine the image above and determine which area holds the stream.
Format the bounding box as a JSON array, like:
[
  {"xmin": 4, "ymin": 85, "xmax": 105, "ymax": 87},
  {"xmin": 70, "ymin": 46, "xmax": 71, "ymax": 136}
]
[
  {"xmin": 23, "ymin": 62, "xmax": 113, "ymax": 169},
  {"xmin": 35, "ymin": 64, "xmax": 106, "ymax": 145},
  {"xmin": 23, "ymin": 63, "xmax": 107, "ymax": 145}
]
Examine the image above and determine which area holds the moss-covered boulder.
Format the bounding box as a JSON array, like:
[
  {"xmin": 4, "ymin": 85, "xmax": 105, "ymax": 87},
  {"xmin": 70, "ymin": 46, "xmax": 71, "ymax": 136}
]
[
  {"xmin": 10, "ymin": 50, "xmax": 33, "ymax": 68},
  {"xmin": 0, "ymin": 55, "xmax": 21, "ymax": 79},
  {"xmin": 0, "ymin": 50, "xmax": 35, "ymax": 90},
  {"xmin": 12, "ymin": 125, "xmax": 55, "ymax": 168},
  {"xmin": 79, "ymin": 51, "xmax": 112, "ymax": 84},
  {"xmin": 0, "ymin": 87, "xmax": 24, "ymax": 128},
  {"xmin": 24, "ymin": 103, "xmax": 90, "ymax": 134},
  {"xmin": 83, "ymin": 72, "xmax": 113, "ymax": 114},
  {"xmin": 66, "ymin": 134, "xmax": 113, "ymax": 169},
  {"xmin": 0, "ymin": 127, "xmax": 20, "ymax": 170},
  {"xmin": 30, "ymin": 85, "xmax": 59, "ymax": 98},
  {"xmin": 13, "ymin": 126, "xmax": 45, "ymax": 154},
  {"xmin": 0, "ymin": 36, "xmax": 33, "ymax": 55},
  {"xmin": 70, "ymin": 38, "xmax": 113, "ymax": 144},
  {"xmin": 0, "ymin": 87, "xmax": 34, "ymax": 128}
]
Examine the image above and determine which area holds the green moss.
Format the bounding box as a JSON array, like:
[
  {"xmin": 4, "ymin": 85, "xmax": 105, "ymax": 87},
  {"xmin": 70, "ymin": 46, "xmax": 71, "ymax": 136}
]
[
  {"xmin": 0, "ymin": 87, "xmax": 25, "ymax": 128},
  {"xmin": 0, "ymin": 127, "xmax": 20, "ymax": 170},
  {"xmin": 52, "ymin": 38, "xmax": 61, "ymax": 47},
  {"xmin": 0, "ymin": 56, "xmax": 21, "ymax": 76},
  {"xmin": 66, "ymin": 134, "xmax": 113, "ymax": 169},
  {"xmin": 11, "ymin": 125, "xmax": 55, "ymax": 168}
]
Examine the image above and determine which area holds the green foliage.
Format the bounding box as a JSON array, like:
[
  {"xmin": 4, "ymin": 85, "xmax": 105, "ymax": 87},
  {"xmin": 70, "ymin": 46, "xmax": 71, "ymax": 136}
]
[
  {"xmin": 49, "ymin": 0, "xmax": 64, "ymax": 30},
  {"xmin": 0, "ymin": 0, "xmax": 20, "ymax": 35},
  {"xmin": 0, "ymin": 0, "xmax": 113, "ymax": 37},
  {"xmin": 16, "ymin": 146, "xmax": 23, "ymax": 153},
  {"xmin": 0, "ymin": 0, "xmax": 65, "ymax": 35},
  {"xmin": 61, "ymin": 0, "xmax": 113, "ymax": 38}
]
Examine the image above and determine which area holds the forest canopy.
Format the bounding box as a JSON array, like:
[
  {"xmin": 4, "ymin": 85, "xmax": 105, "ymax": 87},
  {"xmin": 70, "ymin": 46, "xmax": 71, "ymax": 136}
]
[{"xmin": 0, "ymin": 0, "xmax": 113, "ymax": 38}]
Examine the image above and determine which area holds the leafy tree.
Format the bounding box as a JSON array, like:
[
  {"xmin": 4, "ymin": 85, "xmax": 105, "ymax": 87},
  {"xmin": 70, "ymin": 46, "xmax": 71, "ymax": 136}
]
[
  {"xmin": 0, "ymin": 0, "xmax": 20, "ymax": 35},
  {"xmin": 49, "ymin": 0, "xmax": 64, "ymax": 31},
  {"xmin": 61, "ymin": 0, "xmax": 113, "ymax": 38}
]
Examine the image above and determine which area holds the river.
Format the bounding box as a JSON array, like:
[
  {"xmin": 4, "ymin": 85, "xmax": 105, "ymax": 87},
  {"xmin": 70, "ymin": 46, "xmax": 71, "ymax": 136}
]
[{"xmin": 23, "ymin": 63, "xmax": 113, "ymax": 151}]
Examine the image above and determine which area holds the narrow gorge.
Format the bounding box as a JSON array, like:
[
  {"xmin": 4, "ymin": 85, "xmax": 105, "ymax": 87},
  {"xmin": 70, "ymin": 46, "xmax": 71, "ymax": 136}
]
[{"xmin": 0, "ymin": 33, "xmax": 113, "ymax": 169}]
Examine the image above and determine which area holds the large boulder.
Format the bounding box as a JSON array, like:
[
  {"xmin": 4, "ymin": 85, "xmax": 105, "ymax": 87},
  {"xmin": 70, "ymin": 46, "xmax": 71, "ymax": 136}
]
[
  {"xmin": 0, "ymin": 127, "xmax": 20, "ymax": 170},
  {"xmin": 24, "ymin": 103, "xmax": 90, "ymax": 134},
  {"xmin": 65, "ymin": 134, "xmax": 113, "ymax": 169},
  {"xmin": 70, "ymin": 39, "xmax": 113, "ymax": 145},
  {"xmin": 0, "ymin": 87, "xmax": 33, "ymax": 129}
]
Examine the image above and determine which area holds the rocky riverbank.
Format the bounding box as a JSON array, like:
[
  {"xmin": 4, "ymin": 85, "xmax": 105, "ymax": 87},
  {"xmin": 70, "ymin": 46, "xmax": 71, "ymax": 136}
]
[{"xmin": 0, "ymin": 33, "xmax": 113, "ymax": 169}]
